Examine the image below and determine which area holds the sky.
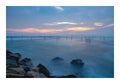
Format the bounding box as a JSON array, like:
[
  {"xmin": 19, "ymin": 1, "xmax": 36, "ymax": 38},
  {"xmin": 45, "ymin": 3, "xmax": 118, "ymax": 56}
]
[{"xmin": 6, "ymin": 6, "xmax": 114, "ymax": 36}]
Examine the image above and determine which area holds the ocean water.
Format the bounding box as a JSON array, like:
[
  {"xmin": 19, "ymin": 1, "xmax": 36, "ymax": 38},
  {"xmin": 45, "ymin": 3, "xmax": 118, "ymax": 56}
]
[{"xmin": 6, "ymin": 37, "xmax": 114, "ymax": 78}]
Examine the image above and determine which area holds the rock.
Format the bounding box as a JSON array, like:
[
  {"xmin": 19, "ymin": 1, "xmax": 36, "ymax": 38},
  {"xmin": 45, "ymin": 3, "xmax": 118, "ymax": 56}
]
[
  {"xmin": 7, "ymin": 67, "xmax": 25, "ymax": 75},
  {"xmin": 6, "ymin": 73, "xmax": 25, "ymax": 78},
  {"xmin": 7, "ymin": 50, "xmax": 12, "ymax": 56},
  {"xmin": 13, "ymin": 53, "xmax": 21, "ymax": 59},
  {"xmin": 7, "ymin": 58, "xmax": 19, "ymax": 67},
  {"xmin": 39, "ymin": 73, "xmax": 48, "ymax": 78},
  {"xmin": 52, "ymin": 57, "xmax": 64, "ymax": 61},
  {"xmin": 71, "ymin": 59, "xmax": 84, "ymax": 66},
  {"xmin": 23, "ymin": 67, "xmax": 31, "ymax": 72},
  {"xmin": 37, "ymin": 64, "xmax": 50, "ymax": 77},
  {"xmin": 19, "ymin": 57, "xmax": 33, "ymax": 69},
  {"xmin": 7, "ymin": 51, "xmax": 21, "ymax": 60},
  {"xmin": 26, "ymin": 71, "xmax": 40, "ymax": 78},
  {"xmin": 6, "ymin": 50, "xmax": 21, "ymax": 67},
  {"xmin": 59, "ymin": 75, "xmax": 76, "ymax": 78},
  {"xmin": 26, "ymin": 67, "xmax": 47, "ymax": 78},
  {"xmin": 50, "ymin": 74, "xmax": 76, "ymax": 78}
]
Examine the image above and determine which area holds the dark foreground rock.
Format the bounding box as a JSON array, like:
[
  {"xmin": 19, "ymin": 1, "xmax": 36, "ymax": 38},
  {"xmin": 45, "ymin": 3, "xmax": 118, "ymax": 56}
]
[
  {"xmin": 6, "ymin": 50, "xmax": 79, "ymax": 78},
  {"xmin": 37, "ymin": 64, "xmax": 50, "ymax": 77},
  {"xmin": 6, "ymin": 50, "xmax": 47, "ymax": 78},
  {"xmin": 50, "ymin": 75, "xmax": 76, "ymax": 78},
  {"xmin": 6, "ymin": 50, "xmax": 21, "ymax": 68},
  {"xmin": 71, "ymin": 59, "xmax": 84, "ymax": 66},
  {"xmin": 19, "ymin": 57, "xmax": 34, "ymax": 69}
]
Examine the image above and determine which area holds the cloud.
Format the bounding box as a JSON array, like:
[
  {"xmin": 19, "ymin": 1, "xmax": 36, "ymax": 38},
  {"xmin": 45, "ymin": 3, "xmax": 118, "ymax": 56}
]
[
  {"xmin": 44, "ymin": 22, "xmax": 77, "ymax": 26},
  {"xmin": 7, "ymin": 27, "xmax": 94, "ymax": 34},
  {"xmin": 80, "ymin": 22, "xmax": 84, "ymax": 25},
  {"xmin": 54, "ymin": 6, "xmax": 64, "ymax": 11},
  {"xmin": 102, "ymin": 23, "xmax": 114, "ymax": 28},
  {"xmin": 7, "ymin": 28, "xmax": 63, "ymax": 33},
  {"xmin": 66, "ymin": 27, "xmax": 95, "ymax": 31},
  {"xmin": 94, "ymin": 22, "xmax": 104, "ymax": 27}
]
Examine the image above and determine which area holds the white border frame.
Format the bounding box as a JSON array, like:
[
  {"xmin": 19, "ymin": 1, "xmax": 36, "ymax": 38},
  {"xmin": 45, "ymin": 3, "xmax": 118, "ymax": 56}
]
[{"xmin": 0, "ymin": 0, "xmax": 120, "ymax": 84}]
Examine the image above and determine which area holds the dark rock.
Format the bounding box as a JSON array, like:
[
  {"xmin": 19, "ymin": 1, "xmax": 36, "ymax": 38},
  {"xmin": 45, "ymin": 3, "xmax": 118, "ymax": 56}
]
[
  {"xmin": 6, "ymin": 50, "xmax": 20, "ymax": 67},
  {"xmin": 6, "ymin": 73, "xmax": 33, "ymax": 78},
  {"xmin": 7, "ymin": 51, "xmax": 21, "ymax": 60},
  {"xmin": 23, "ymin": 67, "xmax": 31, "ymax": 72},
  {"xmin": 6, "ymin": 73, "xmax": 25, "ymax": 78},
  {"xmin": 7, "ymin": 58, "xmax": 19, "ymax": 67},
  {"xmin": 7, "ymin": 67, "xmax": 25, "ymax": 75},
  {"xmin": 7, "ymin": 50, "xmax": 12, "ymax": 55},
  {"xmin": 14, "ymin": 53, "xmax": 21, "ymax": 59},
  {"xmin": 52, "ymin": 57, "xmax": 64, "ymax": 61},
  {"xmin": 37, "ymin": 64, "xmax": 50, "ymax": 77},
  {"xmin": 26, "ymin": 71, "xmax": 40, "ymax": 78},
  {"xmin": 50, "ymin": 74, "xmax": 76, "ymax": 78},
  {"xmin": 71, "ymin": 59, "xmax": 84, "ymax": 66},
  {"xmin": 19, "ymin": 57, "xmax": 33, "ymax": 68}
]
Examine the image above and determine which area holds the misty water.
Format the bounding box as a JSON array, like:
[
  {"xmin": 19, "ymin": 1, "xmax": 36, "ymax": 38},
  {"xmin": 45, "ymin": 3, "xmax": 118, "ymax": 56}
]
[{"xmin": 6, "ymin": 37, "xmax": 114, "ymax": 78}]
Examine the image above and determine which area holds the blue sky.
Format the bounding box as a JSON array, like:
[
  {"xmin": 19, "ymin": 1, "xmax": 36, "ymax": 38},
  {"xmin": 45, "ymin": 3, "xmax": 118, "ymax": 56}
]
[{"xmin": 6, "ymin": 6, "xmax": 114, "ymax": 36}]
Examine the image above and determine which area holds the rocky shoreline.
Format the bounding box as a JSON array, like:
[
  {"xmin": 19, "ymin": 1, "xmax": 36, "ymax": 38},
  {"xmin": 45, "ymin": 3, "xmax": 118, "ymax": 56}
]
[{"xmin": 6, "ymin": 50, "xmax": 84, "ymax": 78}]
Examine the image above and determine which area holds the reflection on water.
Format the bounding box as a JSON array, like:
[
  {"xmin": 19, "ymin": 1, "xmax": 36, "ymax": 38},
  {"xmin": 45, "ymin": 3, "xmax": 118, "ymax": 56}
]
[{"xmin": 6, "ymin": 36, "xmax": 114, "ymax": 78}]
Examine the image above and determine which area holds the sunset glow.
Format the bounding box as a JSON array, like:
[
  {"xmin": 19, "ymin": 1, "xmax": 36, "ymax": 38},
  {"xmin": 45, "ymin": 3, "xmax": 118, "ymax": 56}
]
[
  {"xmin": 7, "ymin": 6, "xmax": 114, "ymax": 36},
  {"xmin": 7, "ymin": 27, "xmax": 95, "ymax": 34}
]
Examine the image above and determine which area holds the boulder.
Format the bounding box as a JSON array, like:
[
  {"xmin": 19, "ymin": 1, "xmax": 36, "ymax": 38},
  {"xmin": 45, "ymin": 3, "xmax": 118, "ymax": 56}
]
[
  {"xmin": 7, "ymin": 67, "xmax": 25, "ymax": 75},
  {"xmin": 6, "ymin": 50, "xmax": 12, "ymax": 56},
  {"xmin": 6, "ymin": 73, "xmax": 25, "ymax": 78},
  {"xmin": 7, "ymin": 50, "xmax": 21, "ymax": 60},
  {"xmin": 6, "ymin": 50, "xmax": 21, "ymax": 67},
  {"xmin": 52, "ymin": 57, "xmax": 64, "ymax": 61},
  {"xmin": 26, "ymin": 71, "xmax": 40, "ymax": 78},
  {"xmin": 71, "ymin": 59, "xmax": 84, "ymax": 66},
  {"xmin": 19, "ymin": 57, "xmax": 33, "ymax": 69},
  {"xmin": 50, "ymin": 74, "xmax": 76, "ymax": 78},
  {"xmin": 13, "ymin": 53, "xmax": 21, "ymax": 59},
  {"xmin": 7, "ymin": 58, "xmax": 19, "ymax": 68},
  {"xmin": 37, "ymin": 64, "xmax": 50, "ymax": 77},
  {"xmin": 39, "ymin": 73, "xmax": 48, "ymax": 78}
]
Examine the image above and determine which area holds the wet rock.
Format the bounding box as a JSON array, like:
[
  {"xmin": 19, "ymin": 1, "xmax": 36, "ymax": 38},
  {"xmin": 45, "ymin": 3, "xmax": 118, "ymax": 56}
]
[
  {"xmin": 6, "ymin": 50, "xmax": 20, "ymax": 67},
  {"xmin": 37, "ymin": 64, "xmax": 50, "ymax": 77},
  {"xmin": 7, "ymin": 67, "xmax": 25, "ymax": 75},
  {"xmin": 19, "ymin": 57, "xmax": 33, "ymax": 69},
  {"xmin": 7, "ymin": 58, "xmax": 19, "ymax": 68},
  {"xmin": 52, "ymin": 57, "xmax": 64, "ymax": 61},
  {"xmin": 39, "ymin": 73, "xmax": 48, "ymax": 78},
  {"xmin": 50, "ymin": 74, "xmax": 76, "ymax": 78},
  {"xmin": 7, "ymin": 50, "xmax": 12, "ymax": 55},
  {"xmin": 7, "ymin": 51, "xmax": 21, "ymax": 60},
  {"xmin": 26, "ymin": 71, "xmax": 40, "ymax": 78},
  {"xmin": 6, "ymin": 73, "xmax": 25, "ymax": 78},
  {"xmin": 26, "ymin": 67, "xmax": 47, "ymax": 78},
  {"xmin": 14, "ymin": 53, "xmax": 21, "ymax": 59},
  {"xmin": 71, "ymin": 59, "xmax": 84, "ymax": 66}
]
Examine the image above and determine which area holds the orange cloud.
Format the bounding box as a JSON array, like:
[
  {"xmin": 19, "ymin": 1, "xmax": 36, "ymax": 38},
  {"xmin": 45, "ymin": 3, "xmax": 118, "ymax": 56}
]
[
  {"xmin": 66, "ymin": 27, "xmax": 95, "ymax": 31},
  {"xmin": 7, "ymin": 27, "xmax": 95, "ymax": 34},
  {"xmin": 7, "ymin": 28, "xmax": 64, "ymax": 33}
]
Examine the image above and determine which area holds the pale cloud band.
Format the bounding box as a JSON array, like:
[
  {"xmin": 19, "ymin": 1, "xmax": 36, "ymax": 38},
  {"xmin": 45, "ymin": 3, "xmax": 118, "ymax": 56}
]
[
  {"xmin": 102, "ymin": 23, "xmax": 114, "ymax": 28},
  {"xmin": 94, "ymin": 22, "xmax": 114, "ymax": 28},
  {"xmin": 7, "ymin": 27, "xmax": 95, "ymax": 34},
  {"xmin": 94, "ymin": 22, "xmax": 104, "ymax": 27},
  {"xmin": 44, "ymin": 22, "xmax": 77, "ymax": 26}
]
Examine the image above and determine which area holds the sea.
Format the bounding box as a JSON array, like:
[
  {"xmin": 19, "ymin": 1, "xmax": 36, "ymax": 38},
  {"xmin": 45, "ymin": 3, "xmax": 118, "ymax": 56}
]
[{"xmin": 6, "ymin": 36, "xmax": 114, "ymax": 78}]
